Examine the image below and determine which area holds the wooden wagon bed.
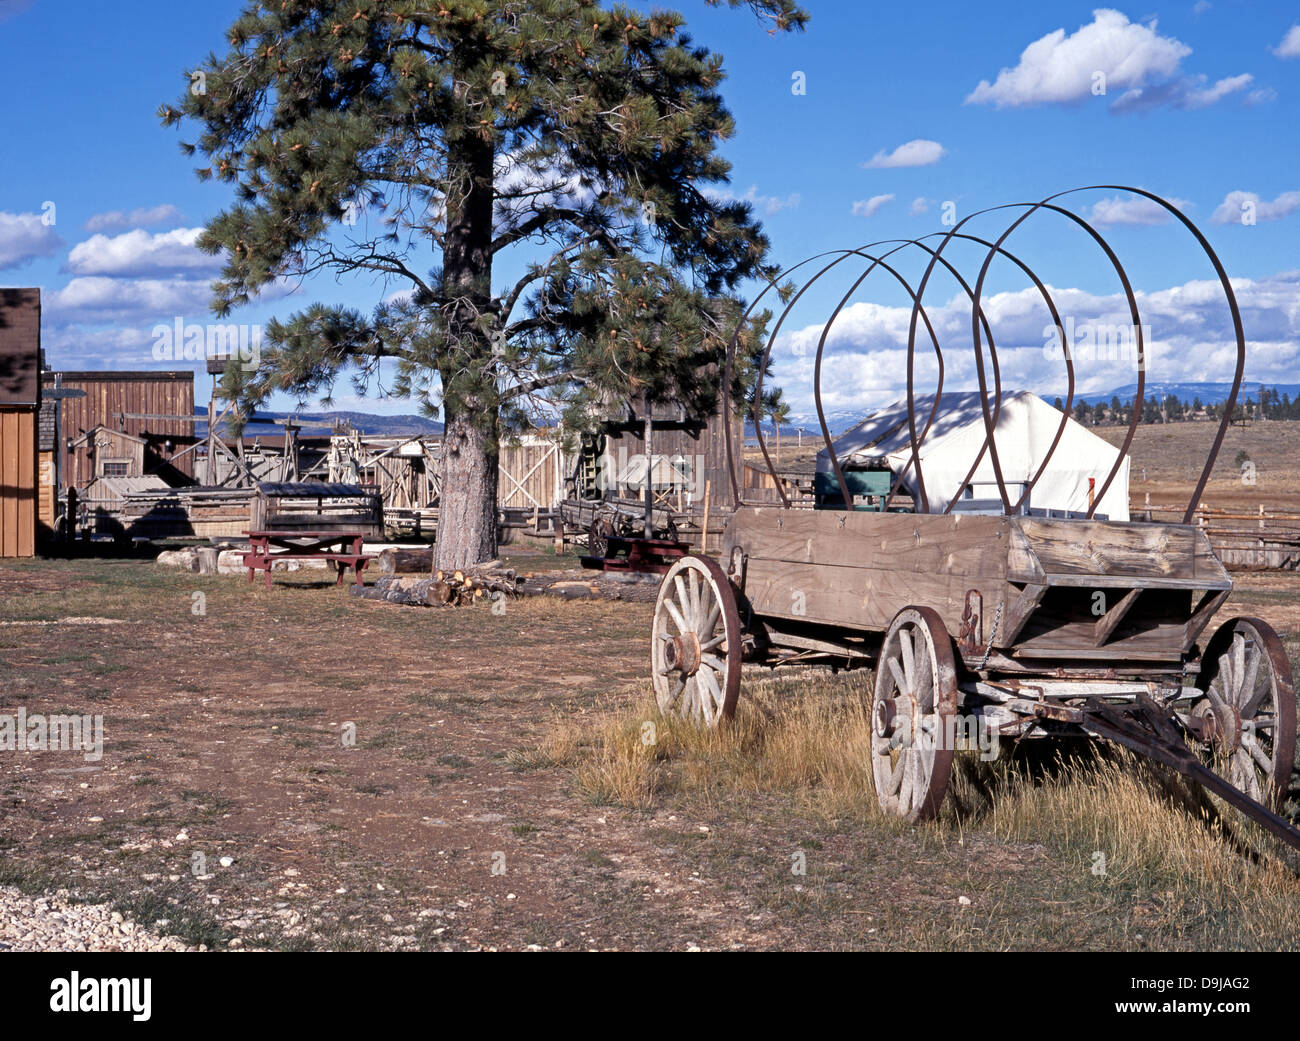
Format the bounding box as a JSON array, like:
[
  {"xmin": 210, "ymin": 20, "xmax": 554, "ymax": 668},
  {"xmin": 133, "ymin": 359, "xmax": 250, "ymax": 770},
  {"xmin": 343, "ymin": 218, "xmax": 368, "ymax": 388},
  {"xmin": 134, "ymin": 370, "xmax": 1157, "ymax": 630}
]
[{"xmin": 722, "ymin": 507, "xmax": 1231, "ymax": 677}]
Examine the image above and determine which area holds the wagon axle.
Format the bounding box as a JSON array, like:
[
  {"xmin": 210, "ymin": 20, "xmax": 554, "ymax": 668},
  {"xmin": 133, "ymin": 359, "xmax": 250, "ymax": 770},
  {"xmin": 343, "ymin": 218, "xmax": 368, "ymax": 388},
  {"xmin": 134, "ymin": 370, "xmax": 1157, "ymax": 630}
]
[{"xmin": 1191, "ymin": 700, "xmax": 1243, "ymax": 753}]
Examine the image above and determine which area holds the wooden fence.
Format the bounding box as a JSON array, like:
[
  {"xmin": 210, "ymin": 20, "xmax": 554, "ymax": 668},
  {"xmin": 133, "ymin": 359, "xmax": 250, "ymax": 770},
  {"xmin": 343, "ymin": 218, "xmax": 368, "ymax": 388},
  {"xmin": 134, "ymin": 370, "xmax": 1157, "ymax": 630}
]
[{"xmin": 1141, "ymin": 498, "xmax": 1300, "ymax": 570}]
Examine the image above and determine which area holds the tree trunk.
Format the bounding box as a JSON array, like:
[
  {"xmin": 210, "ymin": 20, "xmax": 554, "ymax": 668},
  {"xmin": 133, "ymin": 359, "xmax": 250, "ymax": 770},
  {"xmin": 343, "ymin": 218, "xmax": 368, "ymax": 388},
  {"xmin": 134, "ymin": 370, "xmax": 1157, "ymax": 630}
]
[
  {"xmin": 436, "ymin": 402, "xmax": 498, "ymax": 571},
  {"xmin": 435, "ymin": 109, "xmax": 498, "ymax": 571}
]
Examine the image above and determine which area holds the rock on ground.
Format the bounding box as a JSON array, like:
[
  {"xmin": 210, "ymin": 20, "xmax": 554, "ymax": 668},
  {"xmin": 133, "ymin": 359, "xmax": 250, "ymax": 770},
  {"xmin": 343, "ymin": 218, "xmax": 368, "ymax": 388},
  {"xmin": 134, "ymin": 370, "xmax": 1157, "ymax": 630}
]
[{"xmin": 0, "ymin": 886, "xmax": 200, "ymax": 952}]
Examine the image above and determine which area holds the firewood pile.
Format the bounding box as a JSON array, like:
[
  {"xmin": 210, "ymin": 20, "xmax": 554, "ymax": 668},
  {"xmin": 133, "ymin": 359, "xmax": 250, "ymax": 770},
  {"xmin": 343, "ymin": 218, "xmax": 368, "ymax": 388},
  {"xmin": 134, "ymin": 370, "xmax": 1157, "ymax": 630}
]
[
  {"xmin": 350, "ymin": 560, "xmax": 663, "ymax": 607},
  {"xmin": 350, "ymin": 561, "xmax": 523, "ymax": 607}
]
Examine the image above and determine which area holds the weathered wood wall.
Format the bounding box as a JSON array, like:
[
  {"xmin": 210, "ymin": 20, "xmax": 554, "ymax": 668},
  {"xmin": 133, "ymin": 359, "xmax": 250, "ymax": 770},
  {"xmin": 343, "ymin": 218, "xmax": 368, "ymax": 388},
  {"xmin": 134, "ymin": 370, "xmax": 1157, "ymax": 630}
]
[
  {"xmin": 0, "ymin": 406, "xmax": 37, "ymax": 557},
  {"xmin": 601, "ymin": 396, "xmax": 743, "ymax": 514},
  {"xmin": 499, "ymin": 434, "xmax": 571, "ymax": 511},
  {"xmin": 48, "ymin": 371, "xmax": 195, "ymax": 487},
  {"xmin": 37, "ymin": 450, "xmax": 56, "ymax": 533}
]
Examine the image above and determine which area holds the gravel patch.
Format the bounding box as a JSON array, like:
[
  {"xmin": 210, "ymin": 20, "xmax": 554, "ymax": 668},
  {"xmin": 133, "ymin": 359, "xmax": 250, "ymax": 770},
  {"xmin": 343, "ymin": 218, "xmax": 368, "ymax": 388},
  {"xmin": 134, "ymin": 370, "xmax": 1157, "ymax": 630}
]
[{"xmin": 0, "ymin": 887, "xmax": 200, "ymax": 952}]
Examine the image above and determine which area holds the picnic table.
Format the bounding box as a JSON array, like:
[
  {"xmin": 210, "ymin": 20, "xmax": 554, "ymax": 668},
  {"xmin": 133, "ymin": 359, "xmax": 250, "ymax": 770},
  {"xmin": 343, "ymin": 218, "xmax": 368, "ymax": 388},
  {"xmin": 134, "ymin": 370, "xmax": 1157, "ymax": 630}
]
[{"xmin": 242, "ymin": 530, "xmax": 376, "ymax": 589}]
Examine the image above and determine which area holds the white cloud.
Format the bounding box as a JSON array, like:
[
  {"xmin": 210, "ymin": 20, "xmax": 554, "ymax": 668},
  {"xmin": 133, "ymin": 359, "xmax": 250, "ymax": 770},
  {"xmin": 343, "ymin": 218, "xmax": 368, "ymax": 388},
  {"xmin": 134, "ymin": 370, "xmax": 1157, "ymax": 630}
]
[
  {"xmin": 1274, "ymin": 25, "xmax": 1300, "ymax": 58},
  {"xmin": 0, "ymin": 210, "xmax": 62, "ymax": 270},
  {"xmin": 44, "ymin": 276, "xmax": 217, "ymax": 326},
  {"xmin": 965, "ymin": 9, "xmax": 1251, "ymax": 113},
  {"xmin": 83, "ymin": 204, "xmax": 184, "ymax": 234},
  {"xmin": 41, "ymin": 325, "xmax": 167, "ymax": 370},
  {"xmin": 851, "ymin": 194, "xmax": 895, "ymax": 218},
  {"xmin": 910, "ymin": 197, "xmax": 931, "ymax": 216},
  {"xmin": 704, "ymin": 184, "xmax": 801, "ymax": 216},
  {"xmin": 1192, "ymin": 1, "xmax": 1211, "ymax": 17},
  {"xmin": 66, "ymin": 227, "xmax": 221, "ymax": 278},
  {"xmin": 767, "ymin": 270, "xmax": 1300, "ymax": 420},
  {"xmin": 1112, "ymin": 71, "xmax": 1253, "ymax": 113},
  {"xmin": 42, "ymin": 273, "xmax": 299, "ymax": 333},
  {"xmin": 862, "ymin": 139, "xmax": 946, "ymax": 170},
  {"xmin": 1211, "ymin": 189, "xmax": 1300, "ymax": 224},
  {"xmin": 1086, "ymin": 193, "xmax": 1188, "ymax": 226}
]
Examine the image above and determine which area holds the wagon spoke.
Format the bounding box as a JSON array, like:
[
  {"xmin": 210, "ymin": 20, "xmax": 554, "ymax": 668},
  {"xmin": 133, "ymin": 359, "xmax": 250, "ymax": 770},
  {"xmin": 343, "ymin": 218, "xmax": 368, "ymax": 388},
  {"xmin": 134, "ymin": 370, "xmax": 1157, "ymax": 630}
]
[
  {"xmin": 1235, "ymin": 749, "xmax": 1262, "ymax": 802},
  {"xmin": 676, "ymin": 676, "xmax": 690, "ymax": 722},
  {"xmin": 700, "ymin": 634, "xmax": 726, "ymax": 652},
  {"xmin": 1239, "ymin": 646, "xmax": 1266, "ymax": 716},
  {"xmin": 663, "ymin": 597, "xmax": 688, "ymax": 634},
  {"xmin": 888, "ymin": 656, "xmax": 908, "ymax": 695},
  {"xmin": 701, "ymin": 653, "xmax": 727, "ymax": 674},
  {"xmin": 899, "ymin": 753, "xmax": 915, "ymax": 811},
  {"xmin": 698, "ymin": 675, "xmax": 716, "ymax": 727},
  {"xmin": 699, "ymin": 599, "xmax": 721, "ymax": 640},
  {"xmin": 1243, "ymin": 732, "xmax": 1273, "ymax": 773},
  {"xmin": 688, "ymin": 567, "xmax": 701, "ymax": 622},
  {"xmin": 673, "ymin": 573, "xmax": 690, "ymax": 622},
  {"xmin": 1205, "ymin": 677, "xmax": 1228, "ymax": 711},
  {"xmin": 1231, "ymin": 633, "xmax": 1246, "ymax": 701},
  {"xmin": 900, "ymin": 629, "xmax": 916, "ymax": 694},
  {"xmin": 701, "ymin": 669, "xmax": 723, "ymax": 717},
  {"xmin": 914, "ymin": 655, "xmax": 934, "ymax": 710},
  {"xmin": 884, "ymin": 751, "xmax": 906, "ymax": 798}
]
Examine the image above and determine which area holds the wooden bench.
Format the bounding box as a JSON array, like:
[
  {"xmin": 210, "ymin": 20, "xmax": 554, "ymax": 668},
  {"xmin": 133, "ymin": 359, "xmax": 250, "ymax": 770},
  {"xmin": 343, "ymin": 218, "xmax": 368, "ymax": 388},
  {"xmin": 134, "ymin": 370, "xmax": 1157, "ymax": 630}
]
[{"xmin": 242, "ymin": 530, "xmax": 377, "ymax": 589}]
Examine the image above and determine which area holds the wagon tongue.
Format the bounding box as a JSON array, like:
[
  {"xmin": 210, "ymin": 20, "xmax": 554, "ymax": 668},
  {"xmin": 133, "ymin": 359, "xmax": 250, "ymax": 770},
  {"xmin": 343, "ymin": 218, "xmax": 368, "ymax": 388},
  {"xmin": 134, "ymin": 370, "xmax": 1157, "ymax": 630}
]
[{"xmin": 1085, "ymin": 692, "xmax": 1300, "ymax": 855}]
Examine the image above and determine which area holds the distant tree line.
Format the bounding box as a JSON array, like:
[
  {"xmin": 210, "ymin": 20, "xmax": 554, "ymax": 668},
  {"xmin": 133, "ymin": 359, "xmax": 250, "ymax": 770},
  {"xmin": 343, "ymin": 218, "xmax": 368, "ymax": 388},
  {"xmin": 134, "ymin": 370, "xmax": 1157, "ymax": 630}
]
[{"xmin": 1052, "ymin": 386, "xmax": 1300, "ymax": 426}]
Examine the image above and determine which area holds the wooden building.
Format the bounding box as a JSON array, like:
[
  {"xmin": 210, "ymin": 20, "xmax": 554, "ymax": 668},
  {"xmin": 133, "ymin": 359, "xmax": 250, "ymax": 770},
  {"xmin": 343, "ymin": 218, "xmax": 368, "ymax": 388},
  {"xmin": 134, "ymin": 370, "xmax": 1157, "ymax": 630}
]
[
  {"xmin": 0, "ymin": 288, "xmax": 41, "ymax": 556},
  {"xmin": 42, "ymin": 370, "xmax": 196, "ymax": 490},
  {"xmin": 598, "ymin": 391, "xmax": 742, "ymax": 516},
  {"xmin": 72, "ymin": 426, "xmax": 149, "ymax": 482}
]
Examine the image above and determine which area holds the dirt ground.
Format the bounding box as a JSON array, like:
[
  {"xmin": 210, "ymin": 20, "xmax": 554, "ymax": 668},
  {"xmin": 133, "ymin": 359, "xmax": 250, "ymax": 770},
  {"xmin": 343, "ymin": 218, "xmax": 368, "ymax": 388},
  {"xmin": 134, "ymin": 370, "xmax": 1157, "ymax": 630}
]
[{"xmin": 2, "ymin": 542, "xmax": 1300, "ymax": 951}]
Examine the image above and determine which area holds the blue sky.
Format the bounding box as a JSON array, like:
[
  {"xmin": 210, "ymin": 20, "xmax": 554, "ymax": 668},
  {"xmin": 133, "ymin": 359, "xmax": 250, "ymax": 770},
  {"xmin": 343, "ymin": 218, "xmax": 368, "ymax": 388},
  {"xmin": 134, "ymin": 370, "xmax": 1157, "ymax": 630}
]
[{"xmin": 1, "ymin": 0, "xmax": 1298, "ymax": 420}]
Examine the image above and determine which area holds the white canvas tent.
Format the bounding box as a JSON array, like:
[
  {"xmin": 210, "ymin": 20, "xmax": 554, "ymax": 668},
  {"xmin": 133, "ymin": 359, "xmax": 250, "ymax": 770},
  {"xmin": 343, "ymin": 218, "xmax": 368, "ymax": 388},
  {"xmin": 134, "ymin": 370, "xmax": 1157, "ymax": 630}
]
[{"xmin": 816, "ymin": 390, "xmax": 1130, "ymax": 520}]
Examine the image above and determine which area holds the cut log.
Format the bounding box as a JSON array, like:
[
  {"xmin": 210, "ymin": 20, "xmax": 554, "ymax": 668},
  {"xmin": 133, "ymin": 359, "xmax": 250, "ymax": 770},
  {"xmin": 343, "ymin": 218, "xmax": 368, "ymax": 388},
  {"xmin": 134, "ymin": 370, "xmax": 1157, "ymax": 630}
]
[{"xmin": 376, "ymin": 547, "xmax": 436, "ymax": 574}]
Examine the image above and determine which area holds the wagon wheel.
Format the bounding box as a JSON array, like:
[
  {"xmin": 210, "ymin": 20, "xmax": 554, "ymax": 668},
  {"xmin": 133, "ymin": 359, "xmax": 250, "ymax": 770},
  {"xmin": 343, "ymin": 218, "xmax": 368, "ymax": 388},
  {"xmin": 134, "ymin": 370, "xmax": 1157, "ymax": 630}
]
[
  {"xmin": 870, "ymin": 606, "xmax": 960, "ymax": 822},
  {"xmin": 1191, "ymin": 617, "xmax": 1297, "ymax": 812},
  {"xmin": 588, "ymin": 517, "xmax": 613, "ymax": 558},
  {"xmin": 651, "ymin": 555, "xmax": 744, "ymax": 726}
]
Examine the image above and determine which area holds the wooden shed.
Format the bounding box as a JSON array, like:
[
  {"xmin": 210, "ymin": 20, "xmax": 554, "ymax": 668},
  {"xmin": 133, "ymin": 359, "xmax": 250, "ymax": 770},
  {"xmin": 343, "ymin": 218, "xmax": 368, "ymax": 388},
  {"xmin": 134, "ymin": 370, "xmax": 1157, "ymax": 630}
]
[
  {"xmin": 0, "ymin": 288, "xmax": 41, "ymax": 556},
  {"xmin": 43, "ymin": 370, "xmax": 196, "ymax": 489},
  {"xmin": 598, "ymin": 390, "xmax": 742, "ymax": 515},
  {"xmin": 72, "ymin": 426, "xmax": 148, "ymax": 481}
]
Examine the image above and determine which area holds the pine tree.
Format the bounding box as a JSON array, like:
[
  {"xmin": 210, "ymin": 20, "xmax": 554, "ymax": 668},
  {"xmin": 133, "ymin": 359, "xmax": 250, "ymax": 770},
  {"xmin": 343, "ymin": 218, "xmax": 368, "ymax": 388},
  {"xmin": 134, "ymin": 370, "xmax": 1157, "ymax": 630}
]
[
  {"xmin": 162, "ymin": 0, "xmax": 807, "ymax": 568},
  {"xmin": 757, "ymin": 385, "xmax": 791, "ymax": 466}
]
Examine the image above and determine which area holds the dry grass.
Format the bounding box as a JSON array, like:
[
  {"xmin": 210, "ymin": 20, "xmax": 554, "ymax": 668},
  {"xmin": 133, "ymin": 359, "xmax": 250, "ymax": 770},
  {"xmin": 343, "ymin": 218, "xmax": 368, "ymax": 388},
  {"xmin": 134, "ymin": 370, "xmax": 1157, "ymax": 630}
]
[
  {"xmin": 556, "ymin": 667, "xmax": 1300, "ymax": 947},
  {"xmin": 568, "ymin": 671, "xmax": 880, "ymax": 816}
]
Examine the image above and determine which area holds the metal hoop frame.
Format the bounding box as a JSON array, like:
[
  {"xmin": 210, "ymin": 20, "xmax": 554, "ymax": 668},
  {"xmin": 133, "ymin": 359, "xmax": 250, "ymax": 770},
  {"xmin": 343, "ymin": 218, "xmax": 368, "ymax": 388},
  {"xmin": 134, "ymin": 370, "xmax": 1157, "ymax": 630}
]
[{"xmin": 722, "ymin": 187, "xmax": 1245, "ymax": 524}]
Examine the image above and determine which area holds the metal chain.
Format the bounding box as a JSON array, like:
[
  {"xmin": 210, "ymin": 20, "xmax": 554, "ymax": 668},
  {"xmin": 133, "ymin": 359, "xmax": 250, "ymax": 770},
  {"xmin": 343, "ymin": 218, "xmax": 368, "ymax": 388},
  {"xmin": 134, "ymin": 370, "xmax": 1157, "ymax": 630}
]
[{"xmin": 976, "ymin": 600, "xmax": 1004, "ymax": 671}]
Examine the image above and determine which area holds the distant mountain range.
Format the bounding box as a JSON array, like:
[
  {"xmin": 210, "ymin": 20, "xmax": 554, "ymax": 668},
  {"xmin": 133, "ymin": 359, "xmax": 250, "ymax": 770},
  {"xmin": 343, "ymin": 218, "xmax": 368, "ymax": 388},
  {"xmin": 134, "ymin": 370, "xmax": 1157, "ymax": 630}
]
[
  {"xmin": 797, "ymin": 381, "xmax": 1300, "ymax": 435},
  {"xmin": 191, "ymin": 382, "xmax": 1298, "ymax": 442},
  {"xmin": 1067, "ymin": 381, "xmax": 1300, "ymax": 407},
  {"xmin": 744, "ymin": 419, "xmax": 822, "ymax": 443},
  {"xmin": 198, "ymin": 408, "xmax": 443, "ymax": 438}
]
